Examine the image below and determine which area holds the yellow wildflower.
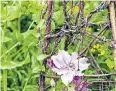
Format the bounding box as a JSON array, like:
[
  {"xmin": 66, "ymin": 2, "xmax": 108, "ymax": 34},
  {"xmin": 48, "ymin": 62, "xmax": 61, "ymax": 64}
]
[
  {"xmin": 87, "ymin": 27, "xmax": 92, "ymax": 32},
  {"xmin": 90, "ymin": 48, "xmax": 95, "ymax": 53},
  {"xmin": 100, "ymin": 50, "xmax": 105, "ymax": 55},
  {"xmin": 96, "ymin": 44, "xmax": 101, "ymax": 49},
  {"xmin": 72, "ymin": 6, "xmax": 79, "ymax": 14},
  {"xmin": 93, "ymin": 45, "xmax": 97, "ymax": 49},
  {"xmin": 93, "ymin": 44, "xmax": 101, "ymax": 49}
]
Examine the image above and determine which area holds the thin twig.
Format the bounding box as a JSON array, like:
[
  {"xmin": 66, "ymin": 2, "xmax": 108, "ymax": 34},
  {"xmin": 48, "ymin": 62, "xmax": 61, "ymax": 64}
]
[
  {"xmin": 37, "ymin": 28, "xmax": 44, "ymax": 53},
  {"xmin": 41, "ymin": 73, "xmax": 116, "ymax": 79},
  {"xmin": 88, "ymin": 48, "xmax": 104, "ymax": 74}
]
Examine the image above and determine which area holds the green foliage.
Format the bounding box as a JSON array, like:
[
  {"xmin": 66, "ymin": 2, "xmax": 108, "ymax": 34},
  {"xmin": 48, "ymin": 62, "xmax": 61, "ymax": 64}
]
[
  {"xmin": 1, "ymin": 53, "xmax": 30, "ymax": 70},
  {"xmin": 53, "ymin": 11, "xmax": 64, "ymax": 26}
]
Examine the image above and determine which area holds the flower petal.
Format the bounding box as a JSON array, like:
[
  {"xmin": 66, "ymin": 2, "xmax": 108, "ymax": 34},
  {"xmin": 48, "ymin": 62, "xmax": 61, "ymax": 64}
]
[
  {"xmin": 58, "ymin": 50, "xmax": 71, "ymax": 65},
  {"xmin": 61, "ymin": 71, "xmax": 74, "ymax": 86},
  {"xmin": 51, "ymin": 55, "xmax": 62, "ymax": 68},
  {"xmin": 80, "ymin": 82, "xmax": 92, "ymax": 91},
  {"xmin": 79, "ymin": 63, "xmax": 90, "ymax": 71},
  {"xmin": 76, "ymin": 57, "xmax": 90, "ymax": 71},
  {"xmin": 47, "ymin": 59, "xmax": 54, "ymax": 68},
  {"xmin": 79, "ymin": 57, "xmax": 88, "ymax": 64},
  {"xmin": 51, "ymin": 50, "xmax": 71, "ymax": 68},
  {"xmin": 52, "ymin": 67, "xmax": 68, "ymax": 75},
  {"xmin": 73, "ymin": 76, "xmax": 82, "ymax": 85},
  {"xmin": 75, "ymin": 71, "xmax": 84, "ymax": 76},
  {"xmin": 71, "ymin": 52, "xmax": 79, "ymax": 63}
]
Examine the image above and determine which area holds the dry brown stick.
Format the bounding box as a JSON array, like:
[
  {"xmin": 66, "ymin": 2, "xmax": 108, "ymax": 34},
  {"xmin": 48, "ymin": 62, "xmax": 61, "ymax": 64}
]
[
  {"xmin": 83, "ymin": 31, "xmax": 111, "ymax": 44},
  {"xmin": 39, "ymin": 1, "xmax": 53, "ymax": 91},
  {"xmin": 41, "ymin": 73, "xmax": 116, "ymax": 79},
  {"xmin": 39, "ymin": 71, "xmax": 45, "ymax": 91},
  {"xmin": 85, "ymin": 2, "xmax": 107, "ymax": 26},
  {"xmin": 63, "ymin": 0, "xmax": 68, "ymax": 22},
  {"xmin": 44, "ymin": 0, "xmax": 53, "ymax": 52},
  {"xmin": 79, "ymin": 1, "xmax": 84, "ymax": 24},
  {"xmin": 88, "ymin": 49, "xmax": 104, "ymax": 74},
  {"xmin": 109, "ymin": 1, "xmax": 116, "ymax": 71},
  {"xmin": 75, "ymin": 1, "xmax": 81, "ymax": 25}
]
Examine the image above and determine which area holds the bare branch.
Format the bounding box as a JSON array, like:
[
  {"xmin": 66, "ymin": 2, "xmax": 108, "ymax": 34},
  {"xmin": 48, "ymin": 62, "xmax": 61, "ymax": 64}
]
[
  {"xmin": 39, "ymin": 71, "xmax": 45, "ymax": 91},
  {"xmin": 44, "ymin": 0, "xmax": 53, "ymax": 52}
]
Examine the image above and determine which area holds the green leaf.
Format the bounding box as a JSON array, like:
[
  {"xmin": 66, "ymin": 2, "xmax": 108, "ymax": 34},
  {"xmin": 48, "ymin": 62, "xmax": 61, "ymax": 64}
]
[
  {"xmin": 59, "ymin": 36, "xmax": 66, "ymax": 50},
  {"xmin": 37, "ymin": 54, "xmax": 48, "ymax": 61},
  {"xmin": 49, "ymin": 87, "xmax": 55, "ymax": 91},
  {"xmin": 32, "ymin": 14, "xmax": 40, "ymax": 23},
  {"xmin": 3, "ymin": 36, "xmax": 12, "ymax": 42},
  {"xmin": 2, "ymin": 5, "xmax": 21, "ymax": 22},
  {"xmin": 53, "ymin": 11, "xmax": 64, "ymax": 26},
  {"xmin": 1, "ymin": 54, "xmax": 30, "ymax": 70},
  {"xmin": 37, "ymin": 19, "xmax": 45, "ymax": 29},
  {"xmin": 32, "ymin": 62, "xmax": 45, "ymax": 73},
  {"xmin": 51, "ymin": 21, "xmax": 55, "ymax": 31},
  {"xmin": 24, "ymin": 85, "xmax": 38, "ymax": 91},
  {"xmin": 68, "ymin": 86, "xmax": 75, "ymax": 91},
  {"xmin": 106, "ymin": 59, "xmax": 114, "ymax": 69}
]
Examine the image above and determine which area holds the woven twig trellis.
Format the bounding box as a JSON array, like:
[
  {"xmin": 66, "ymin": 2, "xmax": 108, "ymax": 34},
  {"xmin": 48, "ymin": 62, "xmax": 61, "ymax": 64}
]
[{"xmin": 38, "ymin": 1, "xmax": 116, "ymax": 91}]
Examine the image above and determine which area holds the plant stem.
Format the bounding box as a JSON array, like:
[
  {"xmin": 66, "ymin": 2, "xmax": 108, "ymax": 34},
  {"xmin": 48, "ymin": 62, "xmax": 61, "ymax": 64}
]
[
  {"xmin": 18, "ymin": 17, "xmax": 20, "ymax": 33},
  {"xmin": 3, "ymin": 69, "xmax": 7, "ymax": 91},
  {"xmin": 3, "ymin": 4, "xmax": 7, "ymax": 91},
  {"xmin": 22, "ymin": 74, "xmax": 31, "ymax": 91},
  {"xmin": 0, "ymin": 42, "xmax": 21, "ymax": 59},
  {"xmin": 27, "ymin": 21, "xmax": 34, "ymax": 31}
]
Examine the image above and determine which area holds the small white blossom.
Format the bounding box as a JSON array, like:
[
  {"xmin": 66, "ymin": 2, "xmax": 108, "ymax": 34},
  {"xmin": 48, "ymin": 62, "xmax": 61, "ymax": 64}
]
[{"xmin": 49, "ymin": 50, "xmax": 90, "ymax": 86}]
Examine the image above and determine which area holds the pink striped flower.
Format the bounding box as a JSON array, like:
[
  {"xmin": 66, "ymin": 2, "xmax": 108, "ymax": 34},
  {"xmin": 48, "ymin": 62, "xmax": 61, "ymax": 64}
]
[{"xmin": 47, "ymin": 50, "xmax": 90, "ymax": 86}]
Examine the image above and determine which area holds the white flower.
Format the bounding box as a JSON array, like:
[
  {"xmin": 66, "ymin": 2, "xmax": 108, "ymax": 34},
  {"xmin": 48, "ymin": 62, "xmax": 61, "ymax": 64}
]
[{"xmin": 49, "ymin": 50, "xmax": 90, "ymax": 86}]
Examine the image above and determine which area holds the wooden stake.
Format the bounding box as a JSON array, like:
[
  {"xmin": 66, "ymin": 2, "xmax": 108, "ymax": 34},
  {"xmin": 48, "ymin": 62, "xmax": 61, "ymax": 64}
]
[
  {"xmin": 39, "ymin": 71, "xmax": 45, "ymax": 91},
  {"xmin": 109, "ymin": 1, "xmax": 116, "ymax": 70},
  {"xmin": 44, "ymin": 0, "xmax": 53, "ymax": 52}
]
